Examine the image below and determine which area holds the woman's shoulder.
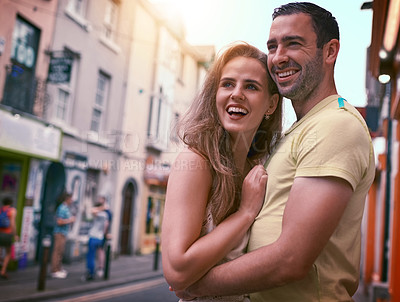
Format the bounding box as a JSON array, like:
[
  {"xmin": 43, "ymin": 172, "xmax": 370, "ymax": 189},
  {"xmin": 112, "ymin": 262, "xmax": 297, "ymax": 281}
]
[
  {"xmin": 169, "ymin": 150, "xmax": 213, "ymax": 187},
  {"xmin": 173, "ymin": 149, "xmax": 210, "ymax": 170}
]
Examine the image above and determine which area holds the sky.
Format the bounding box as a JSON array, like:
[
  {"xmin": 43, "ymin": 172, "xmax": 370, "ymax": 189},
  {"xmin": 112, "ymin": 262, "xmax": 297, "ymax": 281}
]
[{"xmin": 150, "ymin": 0, "xmax": 373, "ymax": 128}]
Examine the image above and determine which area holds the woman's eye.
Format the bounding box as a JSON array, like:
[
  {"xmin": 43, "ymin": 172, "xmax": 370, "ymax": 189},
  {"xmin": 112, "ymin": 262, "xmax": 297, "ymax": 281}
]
[{"xmin": 222, "ymin": 82, "xmax": 233, "ymax": 88}]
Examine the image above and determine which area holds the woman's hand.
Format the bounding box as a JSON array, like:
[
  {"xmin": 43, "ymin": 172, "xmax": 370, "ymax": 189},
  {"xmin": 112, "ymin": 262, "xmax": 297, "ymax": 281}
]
[
  {"xmin": 170, "ymin": 286, "xmax": 196, "ymax": 301},
  {"xmin": 239, "ymin": 165, "xmax": 268, "ymax": 219}
]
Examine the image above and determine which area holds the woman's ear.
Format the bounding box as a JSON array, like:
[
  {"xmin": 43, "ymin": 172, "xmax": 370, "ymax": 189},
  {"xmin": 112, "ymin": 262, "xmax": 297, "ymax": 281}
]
[{"xmin": 265, "ymin": 93, "xmax": 279, "ymax": 115}]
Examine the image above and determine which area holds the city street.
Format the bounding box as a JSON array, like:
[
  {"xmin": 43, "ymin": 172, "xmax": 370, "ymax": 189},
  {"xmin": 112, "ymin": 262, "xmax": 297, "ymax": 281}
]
[
  {"xmin": 0, "ymin": 254, "xmax": 166, "ymax": 302},
  {"xmin": 49, "ymin": 277, "xmax": 178, "ymax": 302},
  {"xmin": 1, "ymin": 0, "xmax": 399, "ymax": 300}
]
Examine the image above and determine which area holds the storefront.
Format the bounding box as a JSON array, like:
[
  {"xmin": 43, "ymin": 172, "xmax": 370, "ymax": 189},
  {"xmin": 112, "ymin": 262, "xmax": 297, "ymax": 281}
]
[
  {"xmin": 0, "ymin": 108, "xmax": 63, "ymax": 268},
  {"xmin": 141, "ymin": 156, "xmax": 170, "ymax": 254}
]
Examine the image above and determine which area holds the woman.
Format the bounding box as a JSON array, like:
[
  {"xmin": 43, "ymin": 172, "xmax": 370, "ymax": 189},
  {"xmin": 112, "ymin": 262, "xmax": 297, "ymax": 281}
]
[
  {"xmin": 162, "ymin": 42, "xmax": 283, "ymax": 301},
  {"xmin": 0, "ymin": 197, "xmax": 18, "ymax": 279}
]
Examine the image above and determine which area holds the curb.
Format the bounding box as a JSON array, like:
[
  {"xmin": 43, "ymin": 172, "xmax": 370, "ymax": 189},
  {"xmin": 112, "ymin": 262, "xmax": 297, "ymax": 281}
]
[{"xmin": 2, "ymin": 271, "xmax": 164, "ymax": 302}]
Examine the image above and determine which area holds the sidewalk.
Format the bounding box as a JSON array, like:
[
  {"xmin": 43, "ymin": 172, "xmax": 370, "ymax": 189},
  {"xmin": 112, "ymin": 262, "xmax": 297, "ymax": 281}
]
[
  {"xmin": 0, "ymin": 253, "xmax": 164, "ymax": 302},
  {"xmin": 0, "ymin": 252, "xmax": 373, "ymax": 302}
]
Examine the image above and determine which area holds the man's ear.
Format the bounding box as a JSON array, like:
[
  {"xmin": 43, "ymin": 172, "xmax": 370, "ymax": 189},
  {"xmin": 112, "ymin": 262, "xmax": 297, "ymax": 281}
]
[{"xmin": 325, "ymin": 39, "xmax": 340, "ymax": 65}]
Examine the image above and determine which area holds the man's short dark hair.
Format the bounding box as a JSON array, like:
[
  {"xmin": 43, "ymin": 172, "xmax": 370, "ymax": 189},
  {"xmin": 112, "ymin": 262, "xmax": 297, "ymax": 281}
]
[
  {"xmin": 2, "ymin": 197, "xmax": 13, "ymax": 206},
  {"xmin": 272, "ymin": 2, "xmax": 339, "ymax": 48}
]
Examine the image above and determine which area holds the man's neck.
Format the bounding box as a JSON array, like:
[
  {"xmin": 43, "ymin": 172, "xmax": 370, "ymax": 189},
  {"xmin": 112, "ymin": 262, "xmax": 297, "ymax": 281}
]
[{"xmin": 292, "ymin": 85, "xmax": 337, "ymax": 120}]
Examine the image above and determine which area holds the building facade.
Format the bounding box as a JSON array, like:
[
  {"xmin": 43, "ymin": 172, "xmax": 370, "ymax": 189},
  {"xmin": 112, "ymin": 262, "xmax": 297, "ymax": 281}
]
[
  {"xmin": 360, "ymin": 0, "xmax": 400, "ymax": 301},
  {"xmin": 112, "ymin": 0, "xmax": 213, "ymax": 255},
  {"xmin": 0, "ymin": 0, "xmax": 63, "ymax": 267},
  {"xmin": 0, "ymin": 0, "xmax": 214, "ymax": 270}
]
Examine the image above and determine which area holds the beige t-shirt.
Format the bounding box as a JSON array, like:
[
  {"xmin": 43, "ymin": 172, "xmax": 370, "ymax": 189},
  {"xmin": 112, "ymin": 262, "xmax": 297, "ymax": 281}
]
[{"xmin": 248, "ymin": 95, "xmax": 375, "ymax": 302}]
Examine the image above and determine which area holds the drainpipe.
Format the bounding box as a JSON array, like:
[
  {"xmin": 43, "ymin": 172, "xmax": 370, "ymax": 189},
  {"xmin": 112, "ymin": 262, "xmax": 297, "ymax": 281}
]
[{"xmin": 382, "ymin": 81, "xmax": 392, "ymax": 282}]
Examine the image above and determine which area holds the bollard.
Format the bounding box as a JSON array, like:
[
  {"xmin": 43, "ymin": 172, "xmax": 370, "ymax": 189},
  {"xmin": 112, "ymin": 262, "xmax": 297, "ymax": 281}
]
[
  {"xmin": 104, "ymin": 239, "xmax": 111, "ymax": 280},
  {"xmin": 37, "ymin": 235, "xmax": 52, "ymax": 291},
  {"xmin": 153, "ymin": 213, "xmax": 160, "ymax": 271},
  {"xmin": 153, "ymin": 234, "xmax": 160, "ymax": 271}
]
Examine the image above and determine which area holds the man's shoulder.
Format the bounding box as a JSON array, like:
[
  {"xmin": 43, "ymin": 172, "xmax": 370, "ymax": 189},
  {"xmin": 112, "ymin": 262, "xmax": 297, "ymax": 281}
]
[
  {"xmin": 59, "ymin": 203, "xmax": 69, "ymax": 211},
  {"xmin": 311, "ymin": 98, "xmax": 369, "ymax": 132},
  {"xmin": 57, "ymin": 203, "xmax": 70, "ymax": 216},
  {"xmin": 98, "ymin": 210, "xmax": 109, "ymax": 219}
]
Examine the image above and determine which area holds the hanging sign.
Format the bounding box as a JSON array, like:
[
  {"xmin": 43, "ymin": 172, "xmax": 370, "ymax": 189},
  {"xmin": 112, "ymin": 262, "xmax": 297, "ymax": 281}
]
[{"xmin": 47, "ymin": 53, "xmax": 73, "ymax": 83}]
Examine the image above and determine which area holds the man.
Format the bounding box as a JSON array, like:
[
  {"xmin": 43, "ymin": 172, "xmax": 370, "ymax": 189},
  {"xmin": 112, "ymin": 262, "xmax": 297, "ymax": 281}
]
[
  {"xmin": 82, "ymin": 196, "xmax": 110, "ymax": 281},
  {"xmin": 175, "ymin": 3, "xmax": 375, "ymax": 301},
  {"xmin": 51, "ymin": 193, "xmax": 75, "ymax": 279},
  {"xmin": 96, "ymin": 197, "xmax": 112, "ymax": 279}
]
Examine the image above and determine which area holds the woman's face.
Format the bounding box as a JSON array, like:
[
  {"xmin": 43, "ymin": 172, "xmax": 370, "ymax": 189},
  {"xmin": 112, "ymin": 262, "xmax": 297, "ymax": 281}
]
[{"xmin": 216, "ymin": 56, "xmax": 277, "ymax": 140}]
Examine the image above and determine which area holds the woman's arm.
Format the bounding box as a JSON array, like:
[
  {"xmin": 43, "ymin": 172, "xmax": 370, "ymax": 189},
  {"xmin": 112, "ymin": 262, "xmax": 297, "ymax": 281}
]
[{"xmin": 162, "ymin": 150, "xmax": 267, "ymax": 291}]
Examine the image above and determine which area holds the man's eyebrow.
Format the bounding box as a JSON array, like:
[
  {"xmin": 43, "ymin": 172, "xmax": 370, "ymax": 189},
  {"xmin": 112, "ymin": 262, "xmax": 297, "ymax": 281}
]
[
  {"xmin": 282, "ymin": 35, "xmax": 306, "ymax": 43},
  {"xmin": 267, "ymin": 35, "xmax": 306, "ymax": 45}
]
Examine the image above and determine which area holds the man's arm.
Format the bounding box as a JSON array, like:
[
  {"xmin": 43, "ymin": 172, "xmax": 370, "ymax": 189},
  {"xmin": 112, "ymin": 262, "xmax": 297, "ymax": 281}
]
[
  {"xmin": 56, "ymin": 206, "xmax": 75, "ymax": 226},
  {"xmin": 180, "ymin": 176, "xmax": 353, "ymax": 298}
]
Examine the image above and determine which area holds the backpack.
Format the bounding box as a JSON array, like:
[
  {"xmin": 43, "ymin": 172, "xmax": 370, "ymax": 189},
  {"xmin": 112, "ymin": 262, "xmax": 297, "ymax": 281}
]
[{"xmin": 0, "ymin": 207, "xmax": 10, "ymax": 228}]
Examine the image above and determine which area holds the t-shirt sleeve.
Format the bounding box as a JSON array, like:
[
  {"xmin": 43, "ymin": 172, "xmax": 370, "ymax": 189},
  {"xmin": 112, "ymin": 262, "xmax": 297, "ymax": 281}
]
[
  {"xmin": 57, "ymin": 205, "xmax": 70, "ymax": 220},
  {"xmin": 294, "ymin": 109, "xmax": 372, "ymax": 191}
]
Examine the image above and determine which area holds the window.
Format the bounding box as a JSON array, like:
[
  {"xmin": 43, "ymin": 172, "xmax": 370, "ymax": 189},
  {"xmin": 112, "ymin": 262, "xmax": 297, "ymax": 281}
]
[
  {"xmin": 68, "ymin": 0, "xmax": 86, "ymax": 17},
  {"xmin": 90, "ymin": 71, "xmax": 110, "ymax": 132},
  {"xmin": 171, "ymin": 113, "xmax": 180, "ymax": 142},
  {"xmin": 103, "ymin": 0, "xmax": 118, "ymax": 41},
  {"xmin": 90, "ymin": 109, "xmax": 101, "ymax": 132},
  {"xmin": 147, "ymin": 86, "xmax": 172, "ymax": 150},
  {"xmin": 178, "ymin": 53, "xmax": 185, "ymax": 82},
  {"xmin": 3, "ymin": 17, "xmax": 40, "ymax": 114},
  {"xmin": 51, "ymin": 48, "xmax": 78, "ymax": 125},
  {"xmin": 65, "ymin": 0, "xmax": 89, "ymax": 29},
  {"xmin": 145, "ymin": 196, "xmax": 163, "ymax": 234},
  {"xmin": 56, "ymin": 89, "xmax": 69, "ymax": 121}
]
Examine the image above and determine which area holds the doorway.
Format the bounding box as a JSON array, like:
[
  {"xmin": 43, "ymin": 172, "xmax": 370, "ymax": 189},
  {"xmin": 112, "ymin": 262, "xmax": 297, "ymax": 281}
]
[
  {"xmin": 36, "ymin": 162, "xmax": 65, "ymax": 261},
  {"xmin": 119, "ymin": 181, "xmax": 136, "ymax": 254}
]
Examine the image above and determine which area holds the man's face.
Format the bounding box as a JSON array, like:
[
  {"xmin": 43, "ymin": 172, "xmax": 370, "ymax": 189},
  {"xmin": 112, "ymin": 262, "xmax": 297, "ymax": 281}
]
[
  {"xmin": 97, "ymin": 197, "xmax": 105, "ymax": 205},
  {"xmin": 266, "ymin": 13, "xmax": 324, "ymax": 101},
  {"xmin": 66, "ymin": 196, "xmax": 73, "ymax": 205}
]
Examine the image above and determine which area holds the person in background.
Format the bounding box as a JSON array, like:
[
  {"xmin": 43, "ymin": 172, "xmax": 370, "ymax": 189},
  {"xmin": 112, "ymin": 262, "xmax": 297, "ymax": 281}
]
[
  {"xmin": 173, "ymin": 3, "xmax": 375, "ymax": 301},
  {"xmin": 96, "ymin": 197, "xmax": 112, "ymax": 279},
  {"xmin": 51, "ymin": 192, "xmax": 75, "ymax": 279},
  {"xmin": 0, "ymin": 197, "xmax": 18, "ymax": 279},
  {"xmin": 82, "ymin": 196, "xmax": 110, "ymax": 281},
  {"xmin": 162, "ymin": 41, "xmax": 282, "ymax": 301}
]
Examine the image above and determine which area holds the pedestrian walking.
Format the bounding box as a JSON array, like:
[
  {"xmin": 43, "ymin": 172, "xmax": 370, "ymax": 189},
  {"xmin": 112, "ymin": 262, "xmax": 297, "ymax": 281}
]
[
  {"xmin": 82, "ymin": 196, "xmax": 110, "ymax": 281},
  {"xmin": 0, "ymin": 197, "xmax": 18, "ymax": 279}
]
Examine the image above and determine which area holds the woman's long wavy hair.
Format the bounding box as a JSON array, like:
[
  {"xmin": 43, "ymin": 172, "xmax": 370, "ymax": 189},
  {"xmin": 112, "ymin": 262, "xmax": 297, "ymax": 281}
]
[{"xmin": 178, "ymin": 41, "xmax": 283, "ymax": 225}]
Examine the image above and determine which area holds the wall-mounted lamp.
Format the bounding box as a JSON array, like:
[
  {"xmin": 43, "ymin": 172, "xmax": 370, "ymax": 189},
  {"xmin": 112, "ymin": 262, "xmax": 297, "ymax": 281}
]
[
  {"xmin": 379, "ymin": 49, "xmax": 389, "ymax": 60},
  {"xmin": 378, "ymin": 74, "xmax": 391, "ymax": 84}
]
